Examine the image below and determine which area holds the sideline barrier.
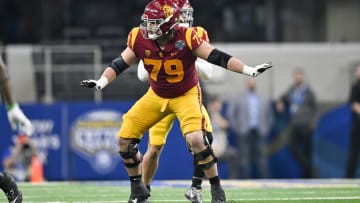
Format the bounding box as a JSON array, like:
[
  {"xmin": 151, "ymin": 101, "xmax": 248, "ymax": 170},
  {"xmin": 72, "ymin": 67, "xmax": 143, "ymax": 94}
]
[{"xmin": 1, "ymin": 102, "xmax": 357, "ymax": 180}]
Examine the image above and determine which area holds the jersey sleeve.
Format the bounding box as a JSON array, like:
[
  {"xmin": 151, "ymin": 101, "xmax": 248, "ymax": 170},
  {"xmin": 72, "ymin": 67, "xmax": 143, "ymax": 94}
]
[
  {"xmin": 194, "ymin": 26, "xmax": 210, "ymax": 43},
  {"xmin": 127, "ymin": 27, "xmax": 140, "ymax": 51},
  {"xmin": 185, "ymin": 28, "xmax": 204, "ymax": 51}
]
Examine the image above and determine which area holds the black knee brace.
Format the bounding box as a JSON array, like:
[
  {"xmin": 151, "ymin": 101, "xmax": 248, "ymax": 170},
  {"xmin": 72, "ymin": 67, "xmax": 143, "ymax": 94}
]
[
  {"xmin": 119, "ymin": 139, "xmax": 142, "ymax": 168},
  {"xmin": 194, "ymin": 145, "xmax": 218, "ymax": 170},
  {"xmin": 205, "ymin": 131, "xmax": 213, "ymax": 145}
]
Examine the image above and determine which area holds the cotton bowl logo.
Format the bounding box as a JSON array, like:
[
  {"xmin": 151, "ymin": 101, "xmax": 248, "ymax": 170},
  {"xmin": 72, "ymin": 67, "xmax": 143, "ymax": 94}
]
[{"xmin": 71, "ymin": 110, "xmax": 122, "ymax": 174}]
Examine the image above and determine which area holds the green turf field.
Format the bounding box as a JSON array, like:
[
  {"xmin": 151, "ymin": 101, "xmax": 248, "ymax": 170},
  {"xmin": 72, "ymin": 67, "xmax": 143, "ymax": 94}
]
[{"xmin": 1, "ymin": 179, "xmax": 360, "ymax": 203}]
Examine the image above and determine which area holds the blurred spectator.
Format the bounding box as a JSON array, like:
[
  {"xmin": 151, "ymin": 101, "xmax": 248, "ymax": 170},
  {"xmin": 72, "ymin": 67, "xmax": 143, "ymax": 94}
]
[
  {"xmin": 345, "ymin": 64, "xmax": 360, "ymax": 178},
  {"xmin": 276, "ymin": 68, "xmax": 317, "ymax": 178},
  {"xmin": 227, "ymin": 78, "xmax": 273, "ymax": 179},
  {"xmin": 207, "ymin": 96, "xmax": 238, "ymax": 179},
  {"xmin": 2, "ymin": 135, "xmax": 37, "ymax": 181}
]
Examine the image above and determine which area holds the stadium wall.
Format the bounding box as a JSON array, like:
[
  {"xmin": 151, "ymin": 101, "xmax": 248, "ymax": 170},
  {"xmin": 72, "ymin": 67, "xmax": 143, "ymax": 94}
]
[{"xmin": 0, "ymin": 102, "xmax": 358, "ymax": 180}]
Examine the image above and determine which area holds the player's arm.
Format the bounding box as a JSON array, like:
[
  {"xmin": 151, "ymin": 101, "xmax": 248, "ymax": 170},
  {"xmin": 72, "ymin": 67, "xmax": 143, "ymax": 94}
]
[
  {"xmin": 0, "ymin": 57, "xmax": 33, "ymax": 136},
  {"xmin": 80, "ymin": 47, "xmax": 137, "ymax": 90},
  {"xmin": 193, "ymin": 27, "xmax": 214, "ymax": 80},
  {"xmin": 194, "ymin": 41, "xmax": 272, "ymax": 77},
  {"xmin": 0, "ymin": 58, "xmax": 15, "ymax": 106}
]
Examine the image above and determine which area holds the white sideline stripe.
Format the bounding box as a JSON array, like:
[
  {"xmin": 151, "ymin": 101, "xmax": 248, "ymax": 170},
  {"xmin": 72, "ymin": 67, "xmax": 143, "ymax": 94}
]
[
  {"xmin": 235, "ymin": 196, "xmax": 360, "ymax": 201},
  {"xmin": 25, "ymin": 196, "xmax": 360, "ymax": 203}
]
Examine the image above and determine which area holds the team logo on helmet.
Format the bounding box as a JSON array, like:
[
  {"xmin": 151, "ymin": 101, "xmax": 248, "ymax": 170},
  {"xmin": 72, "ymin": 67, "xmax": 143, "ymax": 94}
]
[{"xmin": 162, "ymin": 5, "xmax": 174, "ymax": 18}]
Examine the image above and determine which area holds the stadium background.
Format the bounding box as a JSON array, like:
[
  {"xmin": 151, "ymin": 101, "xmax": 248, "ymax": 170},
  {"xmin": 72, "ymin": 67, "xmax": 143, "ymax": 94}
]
[{"xmin": 0, "ymin": 0, "xmax": 359, "ymax": 181}]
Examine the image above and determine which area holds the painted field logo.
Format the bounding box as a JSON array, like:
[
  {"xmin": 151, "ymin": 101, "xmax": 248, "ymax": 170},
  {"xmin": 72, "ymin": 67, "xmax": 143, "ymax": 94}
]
[{"xmin": 71, "ymin": 110, "xmax": 122, "ymax": 174}]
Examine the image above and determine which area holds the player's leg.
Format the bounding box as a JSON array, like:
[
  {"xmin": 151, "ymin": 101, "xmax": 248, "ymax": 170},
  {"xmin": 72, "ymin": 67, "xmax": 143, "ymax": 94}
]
[
  {"xmin": 185, "ymin": 105, "xmax": 213, "ymax": 202},
  {"xmin": 171, "ymin": 85, "xmax": 225, "ymax": 203},
  {"xmin": 0, "ymin": 172, "xmax": 22, "ymax": 203},
  {"xmin": 118, "ymin": 88, "xmax": 168, "ymax": 203},
  {"xmin": 142, "ymin": 114, "xmax": 175, "ymax": 191},
  {"xmin": 185, "ymin": 130, "xmax": 225, "ymax": 203},
  {"xmin": 142, "ymin": 145, "xmax": 163, "ymax": 192}
]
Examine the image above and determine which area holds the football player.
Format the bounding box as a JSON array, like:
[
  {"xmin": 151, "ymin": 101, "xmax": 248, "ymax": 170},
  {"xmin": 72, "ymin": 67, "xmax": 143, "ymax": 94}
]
[
  {"xmin": 136, "ymin": 1, "xmax": 214, "ymax": 202},
  {"xmin": 0, "ymin": 56, "xmax": 33, "ymax": 203},
  {"xmin": 81, "ymin": 0, "xmax": 272, "ymax": 202}
]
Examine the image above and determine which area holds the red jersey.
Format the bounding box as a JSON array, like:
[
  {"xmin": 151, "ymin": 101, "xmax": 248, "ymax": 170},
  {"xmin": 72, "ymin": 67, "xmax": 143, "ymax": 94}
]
[{"xmin": 127, "ymin": 26, "xmax": 203, "ymax": 98}]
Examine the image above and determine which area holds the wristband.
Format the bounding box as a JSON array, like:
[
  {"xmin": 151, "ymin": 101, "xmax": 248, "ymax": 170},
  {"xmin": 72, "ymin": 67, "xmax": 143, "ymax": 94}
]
[
  {"xmin": 109, "ymin": 56, "xmax": 130, "ymax": 76},
  {"xmin": 242, "ymin": 65, "xmax": 255, "ymax": 76},
  {"xmin": 6, "ymin": 103, "xmax": 17, "ymax": 111},
  {"xmin": 97, "ymin": 76, "xmax": 109, "ymax": 89}
]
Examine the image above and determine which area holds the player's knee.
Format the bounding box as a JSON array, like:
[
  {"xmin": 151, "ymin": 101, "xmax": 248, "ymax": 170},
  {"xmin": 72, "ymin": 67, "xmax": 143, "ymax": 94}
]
[
  {"xmin": 190, "ymin": 134, "xmax": 217, "ymax": 170},
  {"xmin": 186, "ymin": 130, "xmax": 212, "ymax": 153},
  {"xmin": 146, "ymin": 145, "xmax": 163, "ymax": 161},
  {"xmin": 118, "ymin": 137, "xmax": 131, "ymax": 151},
  {"xmin": 194, "ymin": 146, "xmax": 218, "ymax": 170},
  {"xmin": 186, "ymin": 131, "xmax": 206, "ymax": 152},
  {"xmin": 118, "ymin": 138, "xmax": 142, "ymax": 168}
]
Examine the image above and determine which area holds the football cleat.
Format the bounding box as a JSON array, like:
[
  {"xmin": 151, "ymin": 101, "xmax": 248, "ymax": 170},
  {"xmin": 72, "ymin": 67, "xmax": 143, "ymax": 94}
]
[
  {"xmin": 210, "ymin": 185, "xmax": 226, "ymax": 203},
  {"xmin": 184, "ymin": 187, "xmax": 202, "ymax": 203},
  {"xmin": 6, "ymin": 189, "xmax": 22, "ymax": 203},
  {"xmin": 128, "ymin": 182, "xmax": 150, "ymax": 203},
  {"xmin": 0, "ymin": 172, "xmax": 22, "ymax": 203}
]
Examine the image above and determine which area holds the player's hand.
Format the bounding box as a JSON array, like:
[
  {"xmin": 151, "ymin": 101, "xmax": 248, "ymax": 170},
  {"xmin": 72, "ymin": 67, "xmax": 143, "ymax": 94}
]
[
  {"xmin": 253, "ymin": 62, "xmax": 272, "ymax": 76},
  {"xmin": 80, "ymin": 79, "xmax": 99, "ymax": 89},
  {"xmin": 243, "ymin": 62, "xmax": 273, "ymax": 77},
  {"xmin": 7, "ymin": 104, "xmax": 34, "ymax": 136},
  {"xmin": 80, "ymin": 76, "xmax": 108, "ymax": 90}
]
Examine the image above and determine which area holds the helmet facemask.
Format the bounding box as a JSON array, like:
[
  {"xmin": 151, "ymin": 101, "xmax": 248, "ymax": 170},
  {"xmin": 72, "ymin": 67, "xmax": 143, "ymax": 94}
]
[
  {"xmin": 141, "ymin": 14, "xmax": 167, "ymax": 40},
  {"xmin": 179, "ymin": 6, "xmax": 193, "ymax": 28}
]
